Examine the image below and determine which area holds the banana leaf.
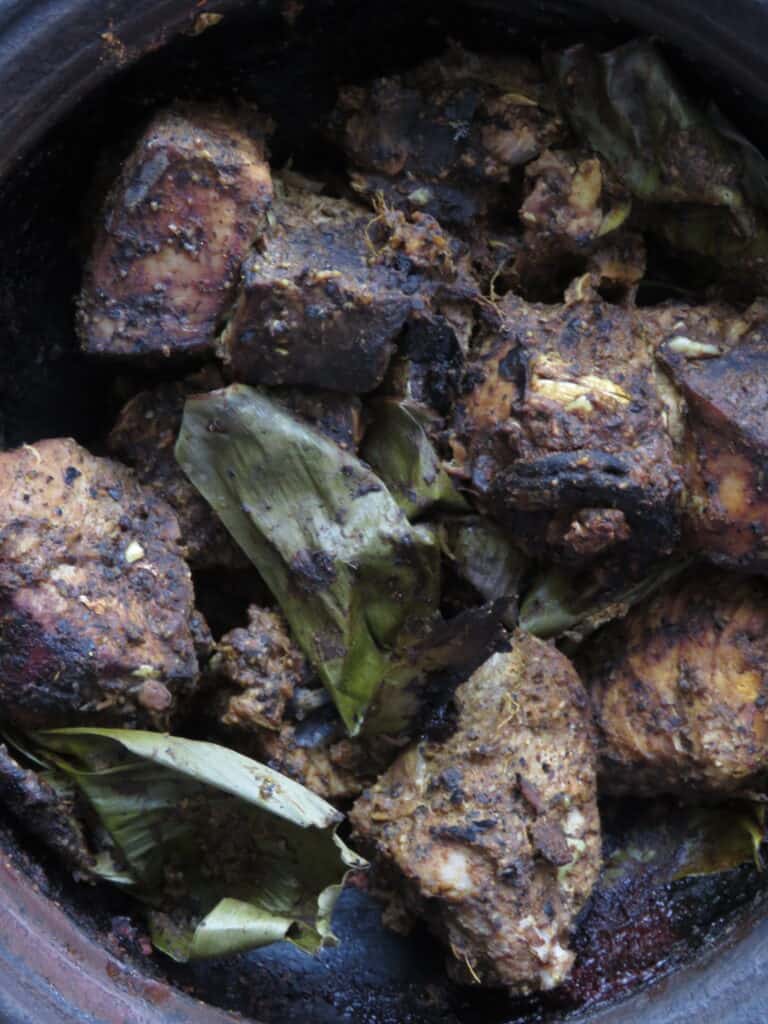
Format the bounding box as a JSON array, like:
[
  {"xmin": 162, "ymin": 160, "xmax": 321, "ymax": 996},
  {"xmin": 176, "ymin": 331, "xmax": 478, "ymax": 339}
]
[
  {"xmin": 361, "ymin": 599, "xmax": 510, "ymax": 733},
  {"xmin": 25, "ymin": 728, "xmax": 365, "ymax": 961},
  {"xmin": 438, "ymin": 516, "xmax": 526, "ymax": 628},
  {"xmin": 361, "ymin": 399, "xmax": 468, "ymax": 520},
  {"xmin": 650, "ymin": 205, "xmax": 768, "ymax": 290},
  {"xmin": 175, "ymin": 385, "xmax": 443, "ymax": 736},
  {"xmin": 553, "ymin": 41, "xmax": 768, "ymax": 233},
  {"xmin": 519, "ymin": 558, "xmax": 689, "ymax": 641},
  {"xmin": 602, "ymin": 799, "xmax": 765, "ymax": 889}
]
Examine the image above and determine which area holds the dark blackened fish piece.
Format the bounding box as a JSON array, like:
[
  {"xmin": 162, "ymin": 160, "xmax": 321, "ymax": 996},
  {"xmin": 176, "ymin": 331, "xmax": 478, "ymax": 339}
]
[
  {"xmin": 452, "ymin": 284, "xmax": 683, "ymax": 568},
  {"xmin": 332, "ymin": 45, "xmax": 567, "ymax": 229},
  {"xmin": 106, "ymin": 367, "xmax": 247, "ymax": 571},
  {"xmin": 78, "ymin": 106, "xmax": 272, "ymax": 362},
  {"xmin": 0, "ymin": 439, "xmax": 202, "ymax": 730},
  {"xmin": 218, "ymin": 187, "xmax": 478, "ymax": 394},
  {"xmin": 652, "ymin": 300, "xmax": 768, "ymax": 573},
  {"xmin": 350, "ymin": 633, "xmax": 601, "ymax": 993}
]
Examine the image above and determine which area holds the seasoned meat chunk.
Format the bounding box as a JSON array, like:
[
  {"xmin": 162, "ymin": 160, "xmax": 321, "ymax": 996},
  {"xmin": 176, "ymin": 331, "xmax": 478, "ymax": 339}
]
[
  {"xmin": 78, "ymin": 106, "xmax": 272, "ymax": 361},
  {"xmin": 453, "ymin": 288, "xmax": 683, "ymax": 566},
  {"xmin": 332, "ymin": 46, "xmax": 566, "ymax": 228},
  {"xmin": 218, "ymin": 186, "xmax": 476, "ymax": 393},
  {"xmin": 350, "ymin": 634, "xmax": 601, "ymax": 993},
  {"xmin": 108, "ymin": 371, "xmax": 364, "ymax": 568},
  {"xmin": 582, "ymin": 572, "xmax": 768, "ymax": 795},
  {"xmin": 0, "ymin": 439, "xmax": 201, "ymax": 729},
  {"xmin": 515, "ymin": 149, "xmax": 644, "ymax": 301},
  {"xmin": 256, "ymin": 725, "xmax": 398, "ymax": 803},
  {"xmin": 208, "ymin": 605, "xmax": 397, "ymax": 801},
  {"xmin": 208, "ymin": 605, "xmax": 307, "ymax": 731},
  {"xmin": 650, "ymin": 300, "xmax": 768, "ymax": 574}
]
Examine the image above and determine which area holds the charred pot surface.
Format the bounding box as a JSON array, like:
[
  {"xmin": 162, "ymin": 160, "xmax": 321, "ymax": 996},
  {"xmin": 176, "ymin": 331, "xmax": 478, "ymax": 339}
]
[
  {"xmin": 0, "ymin": 439, "xmax": 202, "ymax": 730},
  {"xmin": 217, "ymin": 185, "xmax": 477, "ymax": 394},
  {"xmin": 350, "ymin": 634, "xmax": 601, "ymax": 994},
  {"xmin": 581, "ymin": 570, "xmax": 768, "ymax": 795},
  {"xmin": 453, "ymin": 289, "xmax": 683, "ymax": 567},
  {"xmin": 331, "ymin": 45, "xmax": 567, "ymax": 230},
  {"xmin": 78, "ymin": 105, "xmax": 273, "ymax": 362},
  {"xmin": 651, "ymin": 300, "xmax": 768, "ymax": 574}
]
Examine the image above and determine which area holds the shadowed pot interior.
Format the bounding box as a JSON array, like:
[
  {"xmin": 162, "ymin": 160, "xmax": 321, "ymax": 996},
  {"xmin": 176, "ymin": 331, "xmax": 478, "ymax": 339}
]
[{"xmin": 1, "ymin": 1, "xmax": 768, "ymax": 1022}]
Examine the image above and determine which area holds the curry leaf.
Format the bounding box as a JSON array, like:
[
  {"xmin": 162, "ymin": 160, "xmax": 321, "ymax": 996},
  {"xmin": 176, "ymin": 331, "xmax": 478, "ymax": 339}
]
[
  {"xmin": 175, "ymin": 384, "xmax": 441, "ymax": 735},
  {"xmin": 27, "ymin": 728, "xmax": 365, "ymax": 962}
]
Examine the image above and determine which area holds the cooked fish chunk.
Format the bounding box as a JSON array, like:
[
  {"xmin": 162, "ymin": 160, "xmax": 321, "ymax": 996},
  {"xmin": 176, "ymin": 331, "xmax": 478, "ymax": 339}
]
[
  {"xmin": 78, "ymin": 106, "xmax": 272, "ymax": 361},
  {"xmin": 350, "ymin": 634, "xmax": 601, "ymax": 993},
  {"xmin": 108, "ymin": 371, "xmax": 364, "ymax": 568},
  {"xmin": 0, "ymin": 439, "xmax": 201, "ymax": 729},
  {"xmin": 582, "ymin": 571, "xmax": 768, "ymax": 795},
  {"xmin": 515, "ymin": 149, "xmax": 644, "ymax": 300},
  {"xmin": 332, "ymin": 45, "xmax": 566, "ymax": 229},
  {"xmin": 208, "ymin": 605, "xmax": 396, "ymax": 801},
  {"xmin": 208, "ymin": 605, "xmax": 307, "ymax": 731},
  {"xmin": 452, "ymin": 288, "xmax": 683, "ymax": 567},
  {"xmin": 218, "ymin": 185, "xmax": 476, "ymax": 393},
  {"xmin": 650, "ymin": 300, "xmax": 768, "ymax": 574},
  {"xmin": 256, "ymin": 725, "xmax": 398, "ymax": 803}
]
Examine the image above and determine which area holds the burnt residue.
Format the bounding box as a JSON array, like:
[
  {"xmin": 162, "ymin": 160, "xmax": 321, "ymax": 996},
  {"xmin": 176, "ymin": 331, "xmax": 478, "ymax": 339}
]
[{"xmin": 290, "ymin": 549, "xmax": 338, "ymax": 592}]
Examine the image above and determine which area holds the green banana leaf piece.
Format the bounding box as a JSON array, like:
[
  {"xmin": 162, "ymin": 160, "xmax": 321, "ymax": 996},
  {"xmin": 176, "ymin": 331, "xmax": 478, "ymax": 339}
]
[
  {"xmin": 27, "ymin": 728, "xmax": 365, "ymax": 962},
  {"xmin": 176, "ymin": 385, "xmax": 441, "ymax": 736},
  {"xmin": 650, "ymin": 205, "xmax": 768, "ymax": 289},
  {"xmin": 519, "ymin": 558, "xmax": 690, "ymax": 641},
  {"xmin": 553, "ymin": 41, "xmax": 768, "ymax": 233},
  {"xmin": 361, "ymin": 599, "xmax": 509, "ymax": 734},
  {"xmin": 438, "ymin": 516, "xmax": 526, "ymax": 628},
  {"xmin": 602, "ymin": 799, "xmax": 765, "ymax": 889},
  {"xmin": 361, "ymin": 399, "xmax": 468, "ymax": 519}
]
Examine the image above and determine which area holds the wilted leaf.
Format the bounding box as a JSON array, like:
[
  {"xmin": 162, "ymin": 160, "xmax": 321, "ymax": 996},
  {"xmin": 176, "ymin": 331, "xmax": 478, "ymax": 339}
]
[
  {"xmin": 439, "ymin": 516, "xmax": 526, "ymax": 627},
  {"xmin": 674, "ymin": 806, "xmax": 765, "ymax": 879},
  {"xmin": 363, "ymin": 599, "xmax": 510, "ymax": 733},
  {"xmin": 651, "ymin": 205, "xmax": 768, "ymax": 285},
  {"xmin": 176, "ymin": 385, "xmax": 441, "ymax": 735},
  {"xmin": 519, "ymin": 558, "xmax": 689, "ymax": 641},
  {"xmin": 26, "ymin": 728, "xmax": 365, "ymax": 961},
  {"xmin": 361, "ymin": 399, "xmax": 467, "ymax": 519},
  {"xmin": 554, "ymin": 41, "xmax": 766, "ymax": 234}
]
